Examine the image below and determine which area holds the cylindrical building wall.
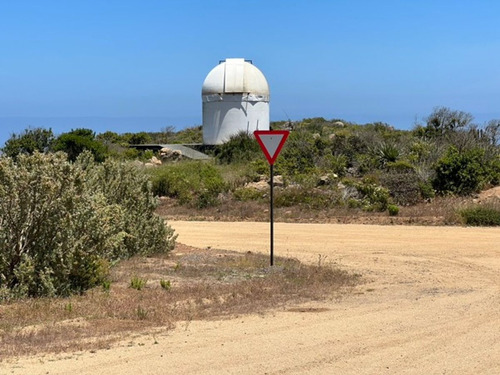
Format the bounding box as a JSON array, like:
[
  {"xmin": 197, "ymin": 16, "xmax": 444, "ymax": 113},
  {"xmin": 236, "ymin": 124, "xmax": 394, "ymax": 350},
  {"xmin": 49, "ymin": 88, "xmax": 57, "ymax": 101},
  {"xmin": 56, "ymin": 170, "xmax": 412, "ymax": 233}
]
[
  {"xmin": 202, "ymin": 59, "xmax": 270, "ymax": 145},
  {"xmin": 202, "ymin": 94, "xmax": 269, "ymax": 145}
]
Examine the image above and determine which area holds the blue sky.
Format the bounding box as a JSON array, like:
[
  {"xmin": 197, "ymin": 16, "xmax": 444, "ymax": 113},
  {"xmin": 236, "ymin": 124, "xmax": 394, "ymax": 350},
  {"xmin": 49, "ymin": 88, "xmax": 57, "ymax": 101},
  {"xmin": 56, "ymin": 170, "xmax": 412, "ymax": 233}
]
[{"xmin": 1, "ymin": 0, "xmax": 500, "ymax": 146}]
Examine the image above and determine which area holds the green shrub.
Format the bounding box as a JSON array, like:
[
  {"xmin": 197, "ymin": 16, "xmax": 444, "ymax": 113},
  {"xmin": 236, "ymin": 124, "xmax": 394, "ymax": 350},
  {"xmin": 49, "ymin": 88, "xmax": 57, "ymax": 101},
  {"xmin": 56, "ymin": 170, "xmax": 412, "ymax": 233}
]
[
  {"xmin": 329, "ymin": 130, "xmax": 369, "ymax": 162},
  {"xmin": 0, "ymin": 152, "xmax": 175, "ymax": 299},
  {"xmin": 142, "ymin": 150, "xmax": 155, "ymax": 162},
  {"xmin": 82, "ymin": 153, "xmax": 176, "ymax": 257},
  {"xmin": 130, "ymin": 276, "xmax": 147, "ymax": 290},
  {"xmin": 343, "ymin": 178, "xmax": 391, "ymax": 211},
  {"xmin": 433, "ymin": 147, "xmax": 489, "ymax": 196},
  {"xmin": 376, "ymin": 142, "xmax": 400, "ymax": 166},
  {"xmin": 355, "ymin": 154, "xmax": 378, "ymax": 174},
  {"xmin": 52, "ymin": 128, "xmax": 107, "ymax": 162},
  {"xmin": 2, "ymin": 127, "xmax": 54, "ymax": 158},
  {"xmin": 321, "ymin": 154, "xmax": 348, "ymax": 176},
  {"xmin": 277, "ymin": 129, "xmax": 318, "ymax": 176},
  {"xmin": 489, "ymin": 157, "xmax": 500, "ymax": 185},
  {"xmin": 418, "ymin": 181, "xmax": 435, "ymax": 200},
  {"xmin": 122, "ymin": 132, "xmax": 152, "ymax": 145},
  {"xmin": 0, "ymin": 152, "xmax": 108, "ymax": 297},
  {"xmin": 149, "ymin": 161, "xmax": 226, "ymax": 208},
  {"xmin": 408, "ymin": 140, "xmax": 432, "ymax": 164},
  {"xmin": 168, "ymin": 125, "xmax": 202, "ymax": 144},
  {"xmin": 136, "ymin": 305, "xmax": 149, "ymax": 320},
  {"xmin": 251, "ymin": 159, "xmax": 269, "ymax": 175},
  {"xmin": 216, "ymin": 162, "xmax": 263, "ymax": 192},
  {"xmin": 347, "ymin": 198, "xmax": 361, "ymax": 208},
  {"xmin": 101, "ymin": 280, "xmax": 111, "ymax": 292},
  {"xmin": 96, "ymin": 131, "xmax": 122, "ymax": 145},
  {"xmin": 160, "ymin": 279, "xmax": 171, "ymax": 291},
  {"xmin": 388, "ymin": 204, "xmax": 400, "ymax": 216},
  {"xmin": 274, "ymin": 186, "xmax": 340, "ymax": 209},
  {"xmin": 459, "ymin": 205, "xmax": 500, "ymax": 226},
  {"xmin": 385, "ymin": 160, "xmax": 414, "ymax": 171},
  {"xmin": 233, "ymin": 187, "xmax": 265, "ymax": 201},
  {"xmin": 214, "ymin": 132, "xmax": 261, "ymax": 164},
  {"xmin": 379, "ymin": 170, "xmax": 422, "ymax": 205},
  {"xmin": 301, "ymin": 117, "xmax": 328, "ymax": 133}
]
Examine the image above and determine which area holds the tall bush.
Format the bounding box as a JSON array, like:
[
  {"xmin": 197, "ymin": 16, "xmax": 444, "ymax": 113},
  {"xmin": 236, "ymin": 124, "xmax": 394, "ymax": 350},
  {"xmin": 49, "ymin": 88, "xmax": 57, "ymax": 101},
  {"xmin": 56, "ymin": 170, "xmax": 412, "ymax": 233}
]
[
  {"xmin": 79, "ymin": 153, "xmax": 175, "ymax": 257},
  {"xmin": 342, "ymin": 178, "xmax": 391, "ymax": 211},
  {"xmin": 0, "ymin": 152, "xmax": 175, "ymax": 299},
  {"xmin": 52, "ymin": 128, "xmax": 107, "ymax": 162},
  {"xmin": 2, "ymin": 127, "xmax": 54, "ymax": 158},
  {"xmin": 433, "ymin": 147, "xmax": 490, "ymax": 195},
  {"xmin": 277, "ymin": 128, "xmax": 318, "ymax": 176},
  {"xmin": 214, "ymin": 132, "xmax": 261, "ymax": 164}
]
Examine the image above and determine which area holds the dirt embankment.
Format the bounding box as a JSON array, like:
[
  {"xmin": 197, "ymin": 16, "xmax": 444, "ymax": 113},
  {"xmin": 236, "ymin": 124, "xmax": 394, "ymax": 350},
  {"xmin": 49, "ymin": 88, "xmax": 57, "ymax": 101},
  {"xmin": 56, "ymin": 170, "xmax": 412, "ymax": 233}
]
[{"xmin": 3, "ymin": 222, "xmax": 500, "ymax": 375}]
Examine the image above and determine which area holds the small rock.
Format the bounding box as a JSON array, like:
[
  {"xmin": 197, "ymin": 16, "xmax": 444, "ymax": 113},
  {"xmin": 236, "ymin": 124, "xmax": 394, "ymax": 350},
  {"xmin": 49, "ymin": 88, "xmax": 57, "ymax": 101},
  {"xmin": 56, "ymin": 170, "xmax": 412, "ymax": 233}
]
[
  {"xmin": 245, "ymin": 180, "xmax": 269, "ymax": 191},
  {"xmin": 273, "ymin": 175, "xmax": 284, "ymax": 187},
  {"xmin": 150, "ymin": 156, "xmax": 162, "ymax": 165},
  {"xmin": 346, "ymin": 167, "xmax": 357, "ymax": 176},
  {"xmin": 160, "ymin": 148, "xmax": 183, "ymax": 161},
  {"xmin": 318, "ymin": 175, "xmax": 331, "ymax": 186}
]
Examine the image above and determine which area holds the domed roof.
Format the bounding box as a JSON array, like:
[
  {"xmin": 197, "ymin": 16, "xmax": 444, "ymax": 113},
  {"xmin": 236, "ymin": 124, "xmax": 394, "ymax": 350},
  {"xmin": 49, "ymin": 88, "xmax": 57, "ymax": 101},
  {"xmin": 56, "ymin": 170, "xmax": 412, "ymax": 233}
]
[{"xmin": 202, "ymin": 58, "xmax": 269, "ymax": 96}]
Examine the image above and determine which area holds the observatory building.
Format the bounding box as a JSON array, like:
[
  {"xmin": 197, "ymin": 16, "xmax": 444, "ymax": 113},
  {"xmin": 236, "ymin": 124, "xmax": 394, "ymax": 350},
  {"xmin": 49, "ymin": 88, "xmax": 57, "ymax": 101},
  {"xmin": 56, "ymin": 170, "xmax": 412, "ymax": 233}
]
[{"xmin": 202, "ymin": 58, "xmax": 270, "ymax": 145}]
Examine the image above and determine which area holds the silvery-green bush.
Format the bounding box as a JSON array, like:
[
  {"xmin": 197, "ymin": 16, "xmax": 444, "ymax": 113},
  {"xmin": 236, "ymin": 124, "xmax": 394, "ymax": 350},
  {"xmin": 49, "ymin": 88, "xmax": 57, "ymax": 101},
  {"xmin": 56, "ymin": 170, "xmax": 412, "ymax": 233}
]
[{"xmin": 0, "ymin": 152, "xmax": 175, "ymax": 299}]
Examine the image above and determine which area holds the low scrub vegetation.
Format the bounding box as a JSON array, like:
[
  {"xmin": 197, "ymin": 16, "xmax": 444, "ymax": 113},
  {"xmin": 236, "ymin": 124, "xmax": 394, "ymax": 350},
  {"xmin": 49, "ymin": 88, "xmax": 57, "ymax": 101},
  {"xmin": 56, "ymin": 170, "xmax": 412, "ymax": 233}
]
[
  {"xmin": 0, "ymin": 245, "xmax": 359, "ymax": 358},
  {"xmin": 2, "ymin": 105, "xmax": 500, "ymax": 232},
  {"xmin": 148, "ymin": 161, "xmax": 226, "ymax": 208},
  {"xmin": 459, "ymin": 204, "xmax": 500, "ymax": 226}
]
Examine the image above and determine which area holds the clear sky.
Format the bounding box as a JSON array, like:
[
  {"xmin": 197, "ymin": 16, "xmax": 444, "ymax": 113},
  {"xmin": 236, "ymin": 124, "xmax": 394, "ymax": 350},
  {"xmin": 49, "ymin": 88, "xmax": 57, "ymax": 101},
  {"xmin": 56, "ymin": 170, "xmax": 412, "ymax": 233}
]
[{"xmin": 1, "ymin": 0, "xmax": 499, "ymax": 146}]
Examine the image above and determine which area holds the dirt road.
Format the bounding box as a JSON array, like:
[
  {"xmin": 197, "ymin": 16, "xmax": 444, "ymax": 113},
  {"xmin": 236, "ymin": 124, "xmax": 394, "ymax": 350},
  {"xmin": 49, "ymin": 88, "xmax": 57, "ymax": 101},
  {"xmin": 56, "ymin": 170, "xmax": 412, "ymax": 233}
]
[{"xmin": 4, "ymin": 222, "xmax": 500, "ymax": 374}]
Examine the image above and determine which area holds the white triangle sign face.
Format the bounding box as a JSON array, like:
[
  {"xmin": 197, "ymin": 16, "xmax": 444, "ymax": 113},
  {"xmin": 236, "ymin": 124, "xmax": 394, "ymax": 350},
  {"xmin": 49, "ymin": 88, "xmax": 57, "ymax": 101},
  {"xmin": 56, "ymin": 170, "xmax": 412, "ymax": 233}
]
[
  {"xmin": 260, "ymin": 134, "xmax": 283, "ymax": 158},
  {"xmin": 254, "ymin": 130, "xmax": 289, "ymax": 165}
]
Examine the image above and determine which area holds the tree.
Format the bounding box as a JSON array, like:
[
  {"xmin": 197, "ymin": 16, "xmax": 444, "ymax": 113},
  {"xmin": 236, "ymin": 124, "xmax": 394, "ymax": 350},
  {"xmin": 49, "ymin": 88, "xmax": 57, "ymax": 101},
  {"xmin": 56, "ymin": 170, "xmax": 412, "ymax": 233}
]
[
  {"xmin": 2, "ymin": 127, "xmax": 54, "ymax": 158},
  {"xmin": 123, "ymin": 132, "xmax": 152, "ymax": 145},
  {"xmin": 52, "ymin": 128, "xmax": 107, "ymax": 162},
  {"xmin": 96, "ymin": 131, "xmax": 121, "ymax": 145},
  {"xmin": 425, "ymin": 107, "xmax": 474, "ymax": 136},
  {"xmin": 485, "ymin": 120, "xmax": 500, "ymax": 146},
  {"xmin": 160, "ymin": 125, "xmax": 176, "ymax": 143}
]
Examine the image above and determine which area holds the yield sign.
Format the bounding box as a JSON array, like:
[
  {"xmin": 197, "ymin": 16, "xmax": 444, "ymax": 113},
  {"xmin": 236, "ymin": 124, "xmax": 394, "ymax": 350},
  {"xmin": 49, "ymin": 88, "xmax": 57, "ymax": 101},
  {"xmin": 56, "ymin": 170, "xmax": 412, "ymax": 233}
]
[{"xmin": 254, "ymin": 130, "xmax": 289, "ymax": 165}]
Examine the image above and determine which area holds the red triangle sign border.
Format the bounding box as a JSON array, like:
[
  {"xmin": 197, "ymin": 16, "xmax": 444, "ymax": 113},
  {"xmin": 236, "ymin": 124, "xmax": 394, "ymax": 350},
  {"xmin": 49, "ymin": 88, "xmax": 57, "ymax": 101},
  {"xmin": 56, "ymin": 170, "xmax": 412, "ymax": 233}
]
[{"xmin": 254, "ymin": 130, "xmax": 290, "ymax": 165}]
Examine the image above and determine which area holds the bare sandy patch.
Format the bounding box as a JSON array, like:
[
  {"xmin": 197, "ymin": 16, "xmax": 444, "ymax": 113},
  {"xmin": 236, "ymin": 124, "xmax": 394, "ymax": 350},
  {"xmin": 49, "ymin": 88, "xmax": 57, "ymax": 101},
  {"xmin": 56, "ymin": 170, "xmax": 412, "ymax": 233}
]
[{"xmin": 2, "ymin": 222, "xmax": 499, "ymax": 374}]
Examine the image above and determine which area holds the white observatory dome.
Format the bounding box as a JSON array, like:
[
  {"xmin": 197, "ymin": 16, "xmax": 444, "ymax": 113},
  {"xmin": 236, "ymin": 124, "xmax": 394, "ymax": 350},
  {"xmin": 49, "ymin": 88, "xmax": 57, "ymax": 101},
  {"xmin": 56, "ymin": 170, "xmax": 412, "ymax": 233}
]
[{"xmin": 202, "ymin": 58, "xmax": 270, "ymax": 145}]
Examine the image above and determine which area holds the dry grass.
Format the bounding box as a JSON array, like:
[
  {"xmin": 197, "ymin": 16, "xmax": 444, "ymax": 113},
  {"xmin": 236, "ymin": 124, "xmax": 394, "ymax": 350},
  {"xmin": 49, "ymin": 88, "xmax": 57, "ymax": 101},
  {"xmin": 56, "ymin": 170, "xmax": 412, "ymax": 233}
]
[
  {"xmin": 157, "ymin": 195, "xmax": 471, "ymax": 226},
  {"xmin": 0, "ymin": 244, "xmax": 358, "ymax": 359}
]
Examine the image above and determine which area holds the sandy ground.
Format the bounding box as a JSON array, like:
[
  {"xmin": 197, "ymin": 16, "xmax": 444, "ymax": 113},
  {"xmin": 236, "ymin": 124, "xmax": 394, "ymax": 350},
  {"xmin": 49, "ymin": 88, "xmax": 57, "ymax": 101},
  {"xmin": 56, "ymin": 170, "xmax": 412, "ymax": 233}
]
[{"xmin": 3, "ymin": 221, "xmax": 499, "ymax": 375}]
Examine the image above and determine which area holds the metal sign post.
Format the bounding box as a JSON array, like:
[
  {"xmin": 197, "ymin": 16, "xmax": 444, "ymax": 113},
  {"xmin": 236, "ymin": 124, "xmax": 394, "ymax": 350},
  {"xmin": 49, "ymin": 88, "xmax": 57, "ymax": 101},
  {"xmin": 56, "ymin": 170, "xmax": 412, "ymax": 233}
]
[
  {"xmin": 254, "ymin": 130, "xmax": 289, "ymax": 266},
  {"xmin": 269, "ymin": 162, "xmax": 276, "ymax": 265}
]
